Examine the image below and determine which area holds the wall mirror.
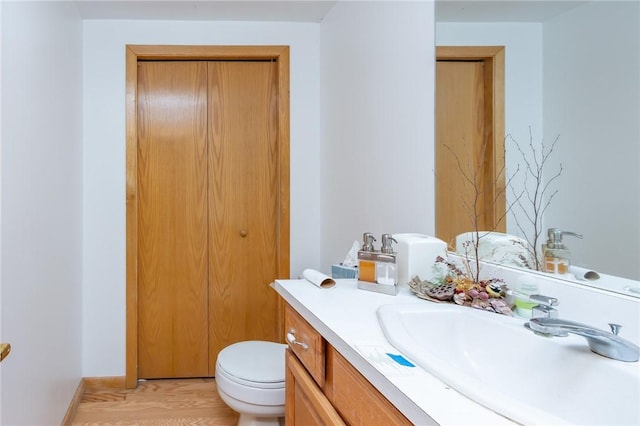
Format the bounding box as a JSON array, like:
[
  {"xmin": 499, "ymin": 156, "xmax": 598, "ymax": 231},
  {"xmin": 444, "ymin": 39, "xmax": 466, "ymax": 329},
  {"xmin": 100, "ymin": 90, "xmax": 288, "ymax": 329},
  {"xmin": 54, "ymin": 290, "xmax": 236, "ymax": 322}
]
[{"xmin": 435, "ymin": 0, "xmax": 639, "ymax": 296}]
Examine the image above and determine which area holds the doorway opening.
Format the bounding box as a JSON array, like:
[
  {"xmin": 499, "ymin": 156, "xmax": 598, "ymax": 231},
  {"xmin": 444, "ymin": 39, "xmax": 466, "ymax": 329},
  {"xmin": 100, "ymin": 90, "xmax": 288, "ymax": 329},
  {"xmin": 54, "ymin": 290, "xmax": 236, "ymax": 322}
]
[
  {"xmin": 435, "ymin": 46, "xmax": 505, "ymax": 248},
  {"xmin": 125, "ymin": 45, "xmax": 290, "ymax": 388}
]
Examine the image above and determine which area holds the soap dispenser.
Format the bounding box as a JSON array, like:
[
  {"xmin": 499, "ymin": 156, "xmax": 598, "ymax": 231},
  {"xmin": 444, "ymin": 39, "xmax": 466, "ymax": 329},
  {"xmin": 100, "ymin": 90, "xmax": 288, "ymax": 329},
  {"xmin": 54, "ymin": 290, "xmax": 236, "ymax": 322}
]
[
  {"xmin": 542, "ymin": 228, "xmax": 583, "ymax": 275},
  {"xmin": 357, "ymin": 233, "xmax": 399, "ymax": 295},
  {"xmin": 376, "ymin": 234, "xmax": 398, "ymax": 286},
  {"xmin": 358, "ymin": 232, "xmax": 377, "ymax": 282}
]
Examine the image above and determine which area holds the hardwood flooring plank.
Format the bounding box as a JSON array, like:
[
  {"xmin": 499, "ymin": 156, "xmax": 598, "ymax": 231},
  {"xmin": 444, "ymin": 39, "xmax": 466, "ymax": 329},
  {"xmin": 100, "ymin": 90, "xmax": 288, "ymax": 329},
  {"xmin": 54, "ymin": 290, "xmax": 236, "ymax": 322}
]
[
  {"xmin": 73, "ymin": 419, "xmax": 234, "ymax": 426},
  {"xmin": 70, "ymin": 378, "xmax": 238, "ymax": 425},
  {"xmin": 81, "ymin": 392, "xmax": 127, "ymax": 403}
]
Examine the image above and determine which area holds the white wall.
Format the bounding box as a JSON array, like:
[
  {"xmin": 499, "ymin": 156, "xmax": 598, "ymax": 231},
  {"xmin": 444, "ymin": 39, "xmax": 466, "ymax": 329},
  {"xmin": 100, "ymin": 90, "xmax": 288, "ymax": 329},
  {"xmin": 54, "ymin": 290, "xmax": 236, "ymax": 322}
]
[
  {"xmin": 83, "ymin": 3, "xmax": 438, "ymax": 377},
  {"xmin": 543, "ymin": 1, "xmax": 640, "ymax": 279},
  {"xmin": 320, "ymin": 1, "xmax": 436, "ymax": 270},
  {"xmin": 435, "ymin": 22, "xmax": 544, "ymax": 241},
  {"xmin": 1, "ymin": 1, "xmax": 83, "ymax": 424},
  {"xmin": 82, "ymin": 20, "xmax": 321, "ymax": 376}
]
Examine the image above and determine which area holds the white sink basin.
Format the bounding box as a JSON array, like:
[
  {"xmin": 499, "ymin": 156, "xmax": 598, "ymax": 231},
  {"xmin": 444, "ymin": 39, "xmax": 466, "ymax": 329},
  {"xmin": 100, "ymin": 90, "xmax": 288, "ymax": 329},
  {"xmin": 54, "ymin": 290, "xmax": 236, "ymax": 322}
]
[{"xmin": 377, "ymin": 302, "xmax": 640, "ymax": 425}]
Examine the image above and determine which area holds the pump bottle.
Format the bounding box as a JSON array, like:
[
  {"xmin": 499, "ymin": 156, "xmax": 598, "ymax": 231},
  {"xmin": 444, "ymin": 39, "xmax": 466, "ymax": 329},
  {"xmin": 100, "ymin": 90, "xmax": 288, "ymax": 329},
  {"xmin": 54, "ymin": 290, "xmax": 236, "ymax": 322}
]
[{"xmin": 542, "ymin": 228, "xmax": 582, "ymax": 274}]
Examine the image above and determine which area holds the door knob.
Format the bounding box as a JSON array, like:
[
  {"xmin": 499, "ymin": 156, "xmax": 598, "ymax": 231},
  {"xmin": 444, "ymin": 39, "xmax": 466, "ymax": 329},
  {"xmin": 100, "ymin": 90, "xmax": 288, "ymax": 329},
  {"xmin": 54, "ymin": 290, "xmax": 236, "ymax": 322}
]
[{"xmin": 240, "ymin": 230, "xmax": 248, "ymax": 238}]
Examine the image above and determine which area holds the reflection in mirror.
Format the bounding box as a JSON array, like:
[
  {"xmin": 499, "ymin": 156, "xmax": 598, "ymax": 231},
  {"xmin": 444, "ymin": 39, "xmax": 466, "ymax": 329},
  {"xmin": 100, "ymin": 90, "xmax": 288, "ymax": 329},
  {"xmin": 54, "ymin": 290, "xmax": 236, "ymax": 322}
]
[{"xmin": 435, "ymin": 0, "xmax": 640, "ymax": 295}]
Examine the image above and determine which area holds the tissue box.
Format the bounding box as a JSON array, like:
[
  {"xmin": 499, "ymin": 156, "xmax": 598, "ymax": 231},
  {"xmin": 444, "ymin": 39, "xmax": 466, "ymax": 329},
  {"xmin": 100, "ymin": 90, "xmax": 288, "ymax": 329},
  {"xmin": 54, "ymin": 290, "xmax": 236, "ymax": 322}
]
[
  {"xmin": 331, "ymin": 264, "xmax": 358, "ymax": 279},
  {"xmin": 393, "ymin": 233, "xmax": 447, "ymax": 287}
]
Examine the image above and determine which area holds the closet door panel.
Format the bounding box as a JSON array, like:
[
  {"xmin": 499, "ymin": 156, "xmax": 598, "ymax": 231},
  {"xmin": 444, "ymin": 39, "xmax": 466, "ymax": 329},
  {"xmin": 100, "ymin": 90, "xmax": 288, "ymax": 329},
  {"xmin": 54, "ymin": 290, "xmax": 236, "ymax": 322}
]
[
  {"xmin": 137, "ymin": 61, "xmax": 209, "ymax": 378},
  {"xmin": 208, "ymin": 61, "xmax": 279, "ymax": 371}
]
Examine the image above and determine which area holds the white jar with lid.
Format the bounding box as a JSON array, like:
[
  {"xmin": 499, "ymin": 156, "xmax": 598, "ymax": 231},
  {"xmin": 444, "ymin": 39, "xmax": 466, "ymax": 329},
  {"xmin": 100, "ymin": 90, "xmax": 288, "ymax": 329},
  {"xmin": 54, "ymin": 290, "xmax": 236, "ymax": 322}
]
[{"xmin": 513, "ymin": 275, "xmax": 540, "ymax": 318}]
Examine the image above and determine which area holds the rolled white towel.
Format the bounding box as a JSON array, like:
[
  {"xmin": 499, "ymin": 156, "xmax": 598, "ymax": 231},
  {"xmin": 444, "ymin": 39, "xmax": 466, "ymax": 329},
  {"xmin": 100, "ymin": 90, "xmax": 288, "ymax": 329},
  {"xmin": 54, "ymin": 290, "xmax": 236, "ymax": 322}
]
[
  {"xmin": 570, "ymin": 266, "xmax": 600, "ymax": 281},
  {"xmin": 302, "ymin": 269, "xmax": 336, "ymax": 288}
]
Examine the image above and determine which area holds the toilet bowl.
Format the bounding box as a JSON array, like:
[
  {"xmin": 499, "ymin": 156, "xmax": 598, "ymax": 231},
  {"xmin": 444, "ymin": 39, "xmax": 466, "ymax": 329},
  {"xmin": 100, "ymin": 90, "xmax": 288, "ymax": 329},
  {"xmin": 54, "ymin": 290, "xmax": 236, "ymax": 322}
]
[{"xmin": 215, "ymin": 340, "xmax": 287, "ymax": 426}]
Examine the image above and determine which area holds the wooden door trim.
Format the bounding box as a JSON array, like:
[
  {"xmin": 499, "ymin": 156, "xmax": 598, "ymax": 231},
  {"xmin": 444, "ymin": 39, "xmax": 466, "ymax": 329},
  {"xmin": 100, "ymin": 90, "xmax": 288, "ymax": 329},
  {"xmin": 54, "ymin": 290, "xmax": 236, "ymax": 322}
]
[
  {"xmin": 125, "ymin": 45, "xmax": 290, "ymax": 388},
  {"xmin": 436, "ymin": 46, "xmax": 506, "ymax": 236}
]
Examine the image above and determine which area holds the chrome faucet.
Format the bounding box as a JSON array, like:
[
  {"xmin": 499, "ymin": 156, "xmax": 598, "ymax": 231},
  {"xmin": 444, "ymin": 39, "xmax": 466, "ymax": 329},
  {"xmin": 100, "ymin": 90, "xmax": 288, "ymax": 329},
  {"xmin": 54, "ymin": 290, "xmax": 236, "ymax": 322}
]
[
  {"xmin": 529, "ymin": 294, "xmax": 559, "ymax": 319},
  {"xmin": 525, "ymin": 318, "xmax": 639, "ymax": 362}
]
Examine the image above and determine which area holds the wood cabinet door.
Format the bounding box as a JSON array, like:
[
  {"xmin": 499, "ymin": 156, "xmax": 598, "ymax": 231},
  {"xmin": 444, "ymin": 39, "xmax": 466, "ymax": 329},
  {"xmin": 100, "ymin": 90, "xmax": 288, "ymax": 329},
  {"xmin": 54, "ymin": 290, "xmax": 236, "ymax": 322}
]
[
  {"xmin": 325, "ymin": 346, "xmax": 412, "ymax": 425},
  {"xmin": 137, "ymin": 61, "xmax": 210, "ymax": 378},
  {"xmin": 286, "ymin": 350, "xmax": 345, "ymax": 426}
]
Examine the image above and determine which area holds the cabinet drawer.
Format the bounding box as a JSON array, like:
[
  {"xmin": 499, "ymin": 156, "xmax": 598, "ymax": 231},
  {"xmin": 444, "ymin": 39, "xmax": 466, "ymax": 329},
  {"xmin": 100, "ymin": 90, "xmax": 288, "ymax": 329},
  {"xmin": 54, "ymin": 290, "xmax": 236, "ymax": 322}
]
[
  {"xmin": 326, "ymin": 345, "xmax": 412, "ymax": 425},
  {"xmin": 284, "ymin": 304, "xmax": 325, "ymax": 387}
]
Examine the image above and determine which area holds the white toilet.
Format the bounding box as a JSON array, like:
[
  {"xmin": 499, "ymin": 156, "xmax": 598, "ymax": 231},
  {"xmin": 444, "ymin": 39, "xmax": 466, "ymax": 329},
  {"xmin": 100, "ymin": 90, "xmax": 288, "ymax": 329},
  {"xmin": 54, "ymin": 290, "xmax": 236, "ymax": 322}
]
[{"xmin": 215, "ymin": 340, "xmax": 287, "ymax": 426}]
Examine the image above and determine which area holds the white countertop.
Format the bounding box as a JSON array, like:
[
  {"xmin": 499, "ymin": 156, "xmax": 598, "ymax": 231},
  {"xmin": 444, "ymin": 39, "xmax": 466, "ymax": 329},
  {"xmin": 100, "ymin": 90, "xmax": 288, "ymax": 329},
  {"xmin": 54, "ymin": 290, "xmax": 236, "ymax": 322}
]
[{"xmin": 274, "ymin": 278, "xmax": 516, "ymax": 426}]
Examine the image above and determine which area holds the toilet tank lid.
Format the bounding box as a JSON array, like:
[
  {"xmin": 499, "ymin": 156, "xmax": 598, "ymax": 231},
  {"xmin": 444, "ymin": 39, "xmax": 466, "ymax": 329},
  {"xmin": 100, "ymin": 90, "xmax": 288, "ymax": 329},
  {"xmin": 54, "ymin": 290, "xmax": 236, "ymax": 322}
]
[{"xmin": 217, "ymin": 341, "xmax": 287, "ymax": 383}]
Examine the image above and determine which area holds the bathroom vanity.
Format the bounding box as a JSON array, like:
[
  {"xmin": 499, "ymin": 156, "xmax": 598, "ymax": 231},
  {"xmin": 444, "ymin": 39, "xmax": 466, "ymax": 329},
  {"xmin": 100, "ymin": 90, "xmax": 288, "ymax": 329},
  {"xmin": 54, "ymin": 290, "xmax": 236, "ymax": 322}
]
[
  {"xmin": 274, "ymin": 268, "xmax": 640, "ymax": 425},
  {"xmin": 275, "ymin": 279, "xmax": 515, "ymax": 425},
  {"xmin": 284, "ymin": 303, "xmax": 410, "ymax": 425}
]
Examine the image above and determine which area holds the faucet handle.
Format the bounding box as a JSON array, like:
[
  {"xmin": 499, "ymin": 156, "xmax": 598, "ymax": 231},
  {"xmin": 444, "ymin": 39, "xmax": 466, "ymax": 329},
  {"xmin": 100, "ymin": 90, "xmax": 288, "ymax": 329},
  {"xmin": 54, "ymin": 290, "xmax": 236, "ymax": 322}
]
[
  {"xmin": 530, "ymin": 294, "xmax": 559, "ymax": 319},
  {"xmin": 529, "ymin": 294, "xmax": 558, "ymax": 306}
]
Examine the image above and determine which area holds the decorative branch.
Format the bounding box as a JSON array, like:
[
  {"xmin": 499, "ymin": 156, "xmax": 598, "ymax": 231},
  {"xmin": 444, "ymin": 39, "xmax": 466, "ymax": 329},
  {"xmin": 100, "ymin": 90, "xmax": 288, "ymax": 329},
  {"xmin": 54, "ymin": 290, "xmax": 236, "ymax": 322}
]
[
  {"xmin": 507, "ymin": 127, "xmax": 563, "ymax": 270},
  {"xmin": 442, "ymin": 138, "xmax": 519, "ymax": 284}
]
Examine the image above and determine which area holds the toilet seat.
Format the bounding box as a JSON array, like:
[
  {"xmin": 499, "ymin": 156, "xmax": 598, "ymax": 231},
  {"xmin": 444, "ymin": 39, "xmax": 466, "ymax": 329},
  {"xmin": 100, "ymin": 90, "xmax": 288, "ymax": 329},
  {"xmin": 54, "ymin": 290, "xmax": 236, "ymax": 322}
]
[
  {"xmin": 216, "ymin": 341, "xmax": 287, "ymax": 388},
  {"xmin": 216, "ymin": 361, "xmax": 285, "ymax": 390},
  {"xmin": 215, "ymin": 341, "xmax": 287, "ymax": 408}
]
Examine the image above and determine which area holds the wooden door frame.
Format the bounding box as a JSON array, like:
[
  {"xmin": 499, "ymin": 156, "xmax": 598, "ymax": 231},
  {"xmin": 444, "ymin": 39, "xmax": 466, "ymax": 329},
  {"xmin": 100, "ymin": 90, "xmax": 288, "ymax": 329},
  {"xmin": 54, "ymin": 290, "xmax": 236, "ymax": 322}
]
[
  {"xmin": 436, "ymin": 46, "xmax": 506, "ymax": 239},
  {"xmin": 125, "ymin": 45, "xmax": 290, "ymax": 388}
]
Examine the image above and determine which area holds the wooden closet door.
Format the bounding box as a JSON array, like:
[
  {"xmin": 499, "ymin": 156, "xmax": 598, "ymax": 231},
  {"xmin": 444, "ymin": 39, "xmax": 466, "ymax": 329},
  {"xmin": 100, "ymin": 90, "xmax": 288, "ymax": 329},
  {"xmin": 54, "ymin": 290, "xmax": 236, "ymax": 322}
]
[
  {"xmin": 137, "ymin": 61, "xmax": 209, "ymax": 378},
  {"xmin": 436, "ymin": 60, "xmax": 488, "ymax": 247},
  {"xmin": 208, "ymin": 61, "xmax": 279, "ymax": 371}
]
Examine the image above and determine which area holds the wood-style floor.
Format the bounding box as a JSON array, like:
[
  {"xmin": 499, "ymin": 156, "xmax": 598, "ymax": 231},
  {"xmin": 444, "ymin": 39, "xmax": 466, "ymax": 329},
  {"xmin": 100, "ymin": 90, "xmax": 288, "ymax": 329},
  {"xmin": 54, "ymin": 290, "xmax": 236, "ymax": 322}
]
[{"xmin": 71, "ymin": 379, "xmax": 239, "ymax": 425}]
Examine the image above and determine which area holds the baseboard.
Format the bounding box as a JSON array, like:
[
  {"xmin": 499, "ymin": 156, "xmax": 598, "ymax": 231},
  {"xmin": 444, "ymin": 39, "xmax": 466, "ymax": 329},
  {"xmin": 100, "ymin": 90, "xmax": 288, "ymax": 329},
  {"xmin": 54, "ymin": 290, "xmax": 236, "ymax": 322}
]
[
  {"xmin": 83, "ymin": 376, "xmax": 127, "ymax": 392},
  {"xmin": 61, "ymin": 376, "xmax": 126, "ymax": 425},
  {"xmin": 61, "ymin": 378, "xmax": 85, "ymax": 426}
]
